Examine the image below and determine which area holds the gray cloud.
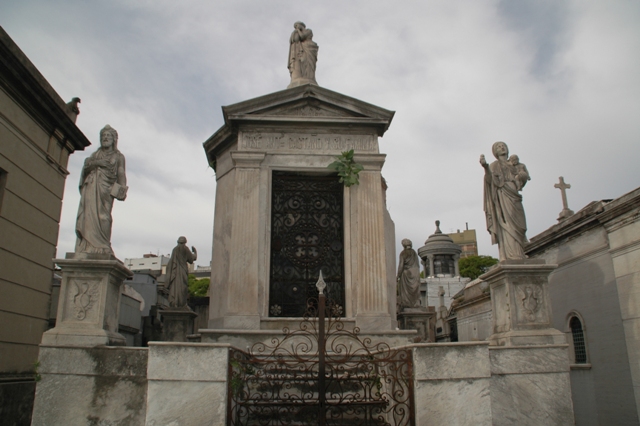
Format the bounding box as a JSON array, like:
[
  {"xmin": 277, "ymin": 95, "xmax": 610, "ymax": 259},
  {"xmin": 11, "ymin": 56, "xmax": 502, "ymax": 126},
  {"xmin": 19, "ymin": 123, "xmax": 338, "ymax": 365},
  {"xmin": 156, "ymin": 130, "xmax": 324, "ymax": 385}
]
[{"xmin": 1, "ymin": 0, "xmax": 639, "ymax": 267}]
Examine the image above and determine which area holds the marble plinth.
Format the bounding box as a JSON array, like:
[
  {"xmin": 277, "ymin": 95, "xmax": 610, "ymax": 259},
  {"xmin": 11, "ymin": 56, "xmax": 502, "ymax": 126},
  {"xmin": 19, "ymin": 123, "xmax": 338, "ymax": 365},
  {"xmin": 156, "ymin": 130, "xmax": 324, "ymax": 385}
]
[
  {"xmin": 397, "ymin": 307, "xmax": 435, "ymax": 343},
  {"xmin": 41, "ymin": 253, "xmax": 132, "ymax": 347},
  {"xmin": 161, "ymin": 309, "xmax": 198, "ymax": 342},
  {"xmin": 480, "ymin": 260, "xmax": 566, "ymax": 346}
]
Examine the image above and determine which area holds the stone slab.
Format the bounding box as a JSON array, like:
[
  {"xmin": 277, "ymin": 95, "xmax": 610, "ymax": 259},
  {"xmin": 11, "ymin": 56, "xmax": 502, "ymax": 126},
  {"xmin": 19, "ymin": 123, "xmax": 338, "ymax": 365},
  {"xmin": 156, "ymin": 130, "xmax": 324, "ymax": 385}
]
[
  {"xmin": 31, "ymin": 346, "xmax": 148, "ymax": 426},
  {"xmin": 415, "ymin": 378, "xmax": 492, "ymax": 426},
  {"xmin": 413, "ymin": 342, "xmax": 490, "ymax": 380},
  {"xmin": 145, "ymin": 381, "xmax": 227, "ymax": 426},
  {"xmin": 489, "ymin": 345, "xmax": 570, "ymax": 375},
  {"xmin": 490, "ymin": 372, "xmax": 574, "ymax": 426},
  {"xmin": 147, "ymin": 342, "xmax": 230, "ymax": 381}
]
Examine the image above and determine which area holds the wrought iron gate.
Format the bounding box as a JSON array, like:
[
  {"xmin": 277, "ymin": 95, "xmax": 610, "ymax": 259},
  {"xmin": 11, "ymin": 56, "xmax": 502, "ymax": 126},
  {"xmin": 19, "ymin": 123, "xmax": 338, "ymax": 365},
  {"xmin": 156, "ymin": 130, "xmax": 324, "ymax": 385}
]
[
  {"xmin": 227, "ymin": 274, "xmax": 415, "ymax": 426},
  {"xmin": 269, "ymin": 172, "xmax": 344, "ymax": 317}
]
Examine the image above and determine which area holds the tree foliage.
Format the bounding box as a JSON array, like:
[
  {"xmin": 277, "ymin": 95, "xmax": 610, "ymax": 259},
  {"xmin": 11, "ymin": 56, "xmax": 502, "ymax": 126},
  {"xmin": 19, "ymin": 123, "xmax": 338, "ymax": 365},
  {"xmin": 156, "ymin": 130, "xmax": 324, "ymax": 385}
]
[
  {"xmin": 188, "ymin": 274, "xmax": 210, "ymax": 297},
  {"xmin": 327, "ymin": 149, "xmax": 364, "ymax": 187},
  {"xmin": 459, "ymin": 255, "xmax": 499, "ymax": 280}
]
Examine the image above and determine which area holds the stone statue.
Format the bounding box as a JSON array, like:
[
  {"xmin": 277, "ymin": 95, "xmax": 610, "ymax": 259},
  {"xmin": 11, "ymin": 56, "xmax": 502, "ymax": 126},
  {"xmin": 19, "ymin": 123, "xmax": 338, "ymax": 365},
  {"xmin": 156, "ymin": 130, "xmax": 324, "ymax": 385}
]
[
  {"xmin": 397, "ymin": 239, "xmax": 421, "ymax": 309},
  {"xmin": 75, "ymin": 125, "xmax": 127, "ymax": 255},
  {"xmin": 480, "ymin": 142, "xmax": 529, "ymax": 261},
  {"xmin": 508, "ymin": 155, "xmax": 530, "ymax": 191},
  {"xmin": 166, "ymin": 236, "xmax": 197, "ymax": 308},
  {"xmin": 287, "ymin": 21, "xmax": 318, "ymax": 88}
]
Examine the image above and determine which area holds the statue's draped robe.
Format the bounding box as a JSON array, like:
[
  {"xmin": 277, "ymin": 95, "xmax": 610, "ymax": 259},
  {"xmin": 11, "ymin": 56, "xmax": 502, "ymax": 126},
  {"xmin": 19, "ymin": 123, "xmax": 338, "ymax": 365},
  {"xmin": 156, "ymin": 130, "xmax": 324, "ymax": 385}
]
[
  {"xmin": 166, "ymin": 244, "xmax": 195, "ymax": 308},
  {"xmin": 483, "ymin": 158, "xmax": 528, "ymax": 260},
  {"xmin": 75, "ymin": 150, "xmax": 125, "ymax": 254},
  {"xmin": 288, "ymin": 28, "xmax": 318, "ymax": 82},
  {"xmin": 397, "ymin": 248, "xmax": 421, "ymax": 308}
]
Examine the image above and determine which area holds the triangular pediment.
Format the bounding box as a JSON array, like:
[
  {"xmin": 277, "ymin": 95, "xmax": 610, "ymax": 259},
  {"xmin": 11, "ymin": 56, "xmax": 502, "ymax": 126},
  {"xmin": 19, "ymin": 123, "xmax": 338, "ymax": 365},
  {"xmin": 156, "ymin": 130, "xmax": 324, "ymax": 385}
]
[
  {"xmin": 255, "ymin": 98, "xmax": 359, "ymax": 118},
  {"xmin": 205, "ymin": 85, "xmax": 395, "ymax": 167},
  {"xmin": 222, "ymin": 84, "xmax": 395, "ymax": 123}
]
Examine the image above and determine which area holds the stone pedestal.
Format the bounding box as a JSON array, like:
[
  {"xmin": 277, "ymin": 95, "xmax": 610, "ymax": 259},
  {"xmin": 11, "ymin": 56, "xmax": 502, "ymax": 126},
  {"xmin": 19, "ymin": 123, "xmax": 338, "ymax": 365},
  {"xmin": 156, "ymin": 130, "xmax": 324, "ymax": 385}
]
[
  {"xmin": 41, "ymin": 253, "xmax": 132, "ymax": 347},
  {"xmin": 161, "ymin": 309, "xmax": 198, "ymax": 342},
  {"xmin": 480, "ymin": 259, "xmax": 565, "ymax": 346},
  {"xmin": 397, "ymin": 307, "xmax": 435, "ymax": 343}
]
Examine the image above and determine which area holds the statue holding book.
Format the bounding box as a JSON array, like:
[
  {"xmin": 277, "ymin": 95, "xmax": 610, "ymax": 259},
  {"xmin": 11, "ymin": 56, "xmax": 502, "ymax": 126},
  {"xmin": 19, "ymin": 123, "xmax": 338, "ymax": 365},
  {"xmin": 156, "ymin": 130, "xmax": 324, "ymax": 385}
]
[{"xmin": 75, "ymin": 124, "xmax": 128, "ymax": 255}]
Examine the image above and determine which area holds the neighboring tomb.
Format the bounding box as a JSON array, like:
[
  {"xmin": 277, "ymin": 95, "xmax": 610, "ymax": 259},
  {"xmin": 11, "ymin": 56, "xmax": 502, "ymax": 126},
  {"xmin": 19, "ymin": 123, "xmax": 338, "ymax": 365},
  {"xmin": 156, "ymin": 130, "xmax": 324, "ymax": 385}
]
[
  {"xmin": 0, "ymin": 26, "xmax": 90, "ymax": 424},
  {"xmin": 526, "ymin": 186, "xmax": 640, "ymax": 425},
  {"xmin": 418, "ymin": 220, "xmax": 470, "ymax": 309}
]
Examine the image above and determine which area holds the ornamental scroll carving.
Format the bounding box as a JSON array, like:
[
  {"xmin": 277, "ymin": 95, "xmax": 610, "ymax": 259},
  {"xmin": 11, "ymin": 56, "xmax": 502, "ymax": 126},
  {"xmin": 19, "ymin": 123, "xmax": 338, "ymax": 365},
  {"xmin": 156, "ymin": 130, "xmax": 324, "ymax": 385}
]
[
  {"xmin": 72, "ymin": 280, "xmax": 99, "ymax": 320},
  {"xmin": 519, "ymin": 284, "xmax": 542, "ymax": 322}
]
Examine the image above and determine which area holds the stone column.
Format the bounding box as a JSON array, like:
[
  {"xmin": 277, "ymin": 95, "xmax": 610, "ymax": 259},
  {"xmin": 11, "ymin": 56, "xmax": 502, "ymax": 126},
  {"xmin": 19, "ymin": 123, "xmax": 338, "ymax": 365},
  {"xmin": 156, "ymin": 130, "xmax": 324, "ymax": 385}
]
[
  {"xmin": 453, "ymin": 254, "xmax": 460, "ymax": 277},
  {"xmin": 427, "ymin": 254, "xmax": 435, "ymax": 278},
  {"xmin": 352, "ymin": 154, "xmax": 391, "ymax": 331},
  {"xmin": 41, "ymin": 253, "xmax": 132, "ymax": 347},
  {"xmin": 222, "ymin": 152, "xmax": 265, "ymax": 329},
  {"xmin": 480, "ymin": 259, "xmax": 565, "ymax": 346}
]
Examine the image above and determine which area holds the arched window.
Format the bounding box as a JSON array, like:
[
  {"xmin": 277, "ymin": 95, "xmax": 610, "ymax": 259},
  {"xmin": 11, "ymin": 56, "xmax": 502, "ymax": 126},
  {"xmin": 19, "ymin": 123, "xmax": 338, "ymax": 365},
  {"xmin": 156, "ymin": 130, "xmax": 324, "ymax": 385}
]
[{"xmin": 569, "ymin": 315, "xmax": 587, "ymax": 364}]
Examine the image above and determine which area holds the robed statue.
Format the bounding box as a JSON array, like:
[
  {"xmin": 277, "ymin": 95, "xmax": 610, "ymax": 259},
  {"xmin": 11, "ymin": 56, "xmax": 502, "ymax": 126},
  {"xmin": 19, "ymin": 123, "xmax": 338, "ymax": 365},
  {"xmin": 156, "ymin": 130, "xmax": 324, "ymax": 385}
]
[
  {"xmin": 397, "ymin": 239, "xmax": 421, "ymax": 309},
  {"xmin": 287, "ymin": 21, "xmax": 318, "ymax": 88},
  {"xmin": 75, "ymin": 125, "xmax": 127, "ymax": 255},
  {"xmin": 166, "ymin": 236, "xmax": 197, "ymax": 308},
  {"xmin": 480, "ymin": 141, "xmax": 530, "ymax": 261}
]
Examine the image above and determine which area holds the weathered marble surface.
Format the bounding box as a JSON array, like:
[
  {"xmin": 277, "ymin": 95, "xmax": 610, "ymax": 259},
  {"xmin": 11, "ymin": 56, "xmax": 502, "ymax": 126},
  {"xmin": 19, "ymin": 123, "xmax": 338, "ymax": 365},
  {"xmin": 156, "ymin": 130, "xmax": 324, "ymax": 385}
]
[
  {"xmin": 31, "ymin": 346, "xmax": 148, "ymax": 426},
  {"xmin": 413, "ymin": 343, "xmax": 491, "ymax": 425},
  {"xmin": 491, "ymin": 372, "xmax": 574, "ymax": 426},
  {"xmin": 414, "ymin": 342, "xmax": 490, "ymax": 380},
  {"xmin": 161, "ymin": 309, "xmax": 198, "ymax": 342},
  {"xmin": 145, "ymin": 343, "xmax": 230, "ymax": 425},
  {"xmin": 41, "ymin": 255, "xmax": 132, "ymax": 347},
  {"xmin": 415, "ymin": 379, "xmax": 492, "ymax": 426},
  {"xmin": 481, "ymin": 260, "xmax": 566, "ymax": 346},
  {"xmin": 489, "ymin": 345, "xmax": 575, "ymax": 426},
  {"xmin": 489, "ymin": 345, "xmax": 570, "ymax": 375}
]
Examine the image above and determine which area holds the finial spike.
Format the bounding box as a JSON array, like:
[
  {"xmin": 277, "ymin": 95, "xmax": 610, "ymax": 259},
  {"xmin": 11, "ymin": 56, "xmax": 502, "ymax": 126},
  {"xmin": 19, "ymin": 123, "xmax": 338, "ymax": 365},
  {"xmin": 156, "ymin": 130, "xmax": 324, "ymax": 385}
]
[{"xmin": 316, "ymin": 270, "xmax": 327, "ymax": 294}]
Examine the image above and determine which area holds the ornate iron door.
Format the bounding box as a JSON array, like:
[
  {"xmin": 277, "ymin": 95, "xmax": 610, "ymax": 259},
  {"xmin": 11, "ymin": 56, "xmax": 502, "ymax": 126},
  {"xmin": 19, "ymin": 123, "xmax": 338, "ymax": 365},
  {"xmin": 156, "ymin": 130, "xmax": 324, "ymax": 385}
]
[{"xmin": 269, "ymin": 172, "xmax": 344, "ymax": 317}]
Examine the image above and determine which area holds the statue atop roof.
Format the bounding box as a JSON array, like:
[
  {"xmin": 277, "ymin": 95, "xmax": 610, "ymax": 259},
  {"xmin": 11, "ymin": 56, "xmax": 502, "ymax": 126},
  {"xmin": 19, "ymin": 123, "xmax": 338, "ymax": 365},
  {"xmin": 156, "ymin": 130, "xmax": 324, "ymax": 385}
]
[{"xmin": 287, "ymin": 21, "xmax": 318, "ymax": 88}]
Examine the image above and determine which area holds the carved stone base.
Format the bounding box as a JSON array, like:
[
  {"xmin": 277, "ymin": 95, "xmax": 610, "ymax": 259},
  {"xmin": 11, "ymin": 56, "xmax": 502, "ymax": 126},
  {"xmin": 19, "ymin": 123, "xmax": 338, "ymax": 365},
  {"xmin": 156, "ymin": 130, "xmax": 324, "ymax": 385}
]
[
  {"xmin": 42, "ymin": 253, "xmax": 132, "ymax": 347},
  {"xmin": 287, "ymin": 77, "xmax": 317, "ymax": 89},
  {"xmin": 161, "ymin": 309, "xmax": 198, "ymax": 342},
  {"xmin": 397, "ymin": 307, "xmax": 435, "ymax": 343},
  {"xmin": 480, "ymin": 259, "xmax": 566, "ymax": 346}
]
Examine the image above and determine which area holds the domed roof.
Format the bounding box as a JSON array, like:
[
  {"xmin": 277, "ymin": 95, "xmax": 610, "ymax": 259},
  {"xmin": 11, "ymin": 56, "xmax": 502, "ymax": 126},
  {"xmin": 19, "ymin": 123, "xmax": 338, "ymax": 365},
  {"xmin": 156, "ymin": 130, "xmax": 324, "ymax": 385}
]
[{"xmin": 417, "ymin": 220, "xmax": 462, "ymax": 258}]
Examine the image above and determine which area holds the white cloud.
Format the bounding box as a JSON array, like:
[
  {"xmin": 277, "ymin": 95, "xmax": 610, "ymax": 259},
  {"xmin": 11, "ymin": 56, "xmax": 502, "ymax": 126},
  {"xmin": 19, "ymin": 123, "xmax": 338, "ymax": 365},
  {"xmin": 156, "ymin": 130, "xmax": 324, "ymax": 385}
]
[{"xmin": 1, "ymin": 0, "xmax": 638, "ymax": 267}]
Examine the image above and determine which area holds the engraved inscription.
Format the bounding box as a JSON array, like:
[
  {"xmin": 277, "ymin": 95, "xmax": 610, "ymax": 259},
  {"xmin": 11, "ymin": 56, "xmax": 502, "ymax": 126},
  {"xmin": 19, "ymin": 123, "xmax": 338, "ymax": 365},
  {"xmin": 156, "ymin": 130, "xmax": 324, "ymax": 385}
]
[{"xmin": 241, "ymin": 133, "xmax": 376, "ymax": 152}]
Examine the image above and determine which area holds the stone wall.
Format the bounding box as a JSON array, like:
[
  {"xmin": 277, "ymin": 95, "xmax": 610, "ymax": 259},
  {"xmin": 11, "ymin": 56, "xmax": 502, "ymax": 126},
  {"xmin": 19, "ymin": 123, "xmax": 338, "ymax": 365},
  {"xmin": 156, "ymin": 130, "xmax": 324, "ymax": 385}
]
[
  {"xmin": 0, "ymin": 27, "xmax": 90, "ymax": 423},
  {"xmin": 526, "ymin": 189, "xmax": 640, "ymax": 425},
  {"xmin": 32, "ymin": 346, "xmax": 148, "ymax": 425}
]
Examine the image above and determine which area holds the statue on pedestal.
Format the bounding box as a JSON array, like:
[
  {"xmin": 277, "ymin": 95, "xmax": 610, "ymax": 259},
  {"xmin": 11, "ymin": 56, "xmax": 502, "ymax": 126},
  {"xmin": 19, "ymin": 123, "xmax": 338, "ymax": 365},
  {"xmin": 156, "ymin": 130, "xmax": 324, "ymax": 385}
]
[
  {"xmin": 166, "ymin": 236, "xmax": 197, "ymax": 308},
  {"xmin": 480, "ymin": 141, "xmax": 529, "ymax": 261},
  {"xmin": 75, "ymin": 125, "xmax": 127, "ymax": 255},
  {"xmin": 397, "ymin": 239, "xmax": 421, "ymax": 309},
  {"xmin": 288, "ymin": 21, "xmax": 318, "ymax": 88}
]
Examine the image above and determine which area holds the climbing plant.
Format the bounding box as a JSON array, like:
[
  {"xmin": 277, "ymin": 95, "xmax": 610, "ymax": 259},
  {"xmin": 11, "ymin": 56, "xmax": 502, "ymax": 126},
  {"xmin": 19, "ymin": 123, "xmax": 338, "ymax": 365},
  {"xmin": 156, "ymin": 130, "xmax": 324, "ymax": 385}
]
[{"xmin": 327, "ymin": 149, "xmax": 364, "ymax": 187}]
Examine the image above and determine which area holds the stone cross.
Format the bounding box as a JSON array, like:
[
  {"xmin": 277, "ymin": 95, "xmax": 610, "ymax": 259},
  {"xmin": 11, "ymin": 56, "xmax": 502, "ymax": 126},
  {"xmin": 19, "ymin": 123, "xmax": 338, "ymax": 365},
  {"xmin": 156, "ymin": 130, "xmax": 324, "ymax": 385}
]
[{"xmin": 554, "ymin": 176, "xmax": 574, "ymax": 221}]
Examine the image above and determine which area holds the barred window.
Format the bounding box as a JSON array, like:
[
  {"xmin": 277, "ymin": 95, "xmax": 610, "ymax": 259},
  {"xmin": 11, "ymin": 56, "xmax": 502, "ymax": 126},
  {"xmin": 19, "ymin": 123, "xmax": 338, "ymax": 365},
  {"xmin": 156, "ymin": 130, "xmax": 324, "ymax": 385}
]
[{"xmin": 570, "ymin": 316, "xmax": 587, "ymax": 364}]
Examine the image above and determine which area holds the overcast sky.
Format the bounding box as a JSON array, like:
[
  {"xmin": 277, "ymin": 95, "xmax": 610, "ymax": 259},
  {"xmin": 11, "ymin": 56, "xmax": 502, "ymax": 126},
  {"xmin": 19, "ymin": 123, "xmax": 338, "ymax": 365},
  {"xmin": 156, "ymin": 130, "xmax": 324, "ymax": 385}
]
[{"xmin": 2, "ymin": 1, "xmax": 639, "ymax": 268}]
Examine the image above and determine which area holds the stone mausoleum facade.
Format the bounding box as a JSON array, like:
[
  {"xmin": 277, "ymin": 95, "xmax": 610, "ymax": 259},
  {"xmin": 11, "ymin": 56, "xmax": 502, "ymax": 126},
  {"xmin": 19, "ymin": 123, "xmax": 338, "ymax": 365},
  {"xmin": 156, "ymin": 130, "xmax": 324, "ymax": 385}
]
[{"xmin": 203, "ymin": 84, "xmax": 398, "ymax": 334}]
